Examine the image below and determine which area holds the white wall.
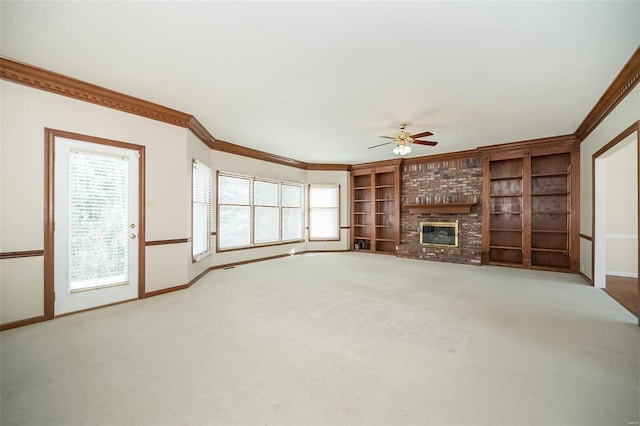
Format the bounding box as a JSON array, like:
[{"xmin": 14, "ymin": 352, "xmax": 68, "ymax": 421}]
[
  {"xmin": 605, "ymin": 139, "xmax": 638, "ymax": 277},
  {"xmin": 580, "ymin": 83, "xmax": 640, "ymax": 280}
]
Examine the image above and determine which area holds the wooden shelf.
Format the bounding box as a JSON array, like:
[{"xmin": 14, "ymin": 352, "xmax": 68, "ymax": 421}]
[
  {"xmin": 351, "ymin": 166, "xmax": 400, "ymax": 255},
  {"xmin": 483, "ymin": 149, "xmax": 577, "ymax": 273},
  {"xmin": 406, "ymin": 203, "xmax": 476, "ymax": 214},
  {"xmin": 531, "ymin": 247, "xmax": 569, "ymax": 253},
  {"xmin": 531, "ymin": 192, "xmax": 569, "ymax": 196},
  {"xmin": 490, "ymin": 176, "xmax": 522, "ymax": 181},
  {"xmin": 532, "ymin": 211, "xmax": 569, "ymax": 214},
  {"xmin": 531, "ymin": 172, "xmax": 569, "ymax": 178},
  {"xmin": 490, "ymin": 245, "xmax": 522, "ymax": 250}
]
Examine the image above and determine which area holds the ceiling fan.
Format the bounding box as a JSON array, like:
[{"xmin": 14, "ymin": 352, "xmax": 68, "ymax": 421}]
[{"xmin": 368, "ymin": 123, "xmax": 438, "ymax": 155}]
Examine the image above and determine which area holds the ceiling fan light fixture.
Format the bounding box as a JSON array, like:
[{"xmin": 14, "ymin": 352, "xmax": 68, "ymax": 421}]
[{"xmin": 393, "ymin": 144, "xmax": 412, "ymax": 155}]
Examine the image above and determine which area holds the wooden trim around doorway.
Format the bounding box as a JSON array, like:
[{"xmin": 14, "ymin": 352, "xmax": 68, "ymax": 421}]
[{"xmin": 44, "ymin": 128, "xmax": 147, "ymax": 317}]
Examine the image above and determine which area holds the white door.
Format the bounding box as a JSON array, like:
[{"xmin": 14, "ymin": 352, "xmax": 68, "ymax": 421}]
[{"xmin": 54, "ymin": 137, "xmax": 139, "ymax": 315}]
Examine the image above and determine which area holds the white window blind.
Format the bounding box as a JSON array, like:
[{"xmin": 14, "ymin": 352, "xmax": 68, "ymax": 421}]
[
  {"xmin": 254, "ymin": 180, "xmax": 280, "ymax": 244},
  {"xmin": 68, "ymin": 150, "xmax": 128, "ymax": 289},
  {"xmin": 218, "ymin": 174, "xmax": 252, "ymax": 249},
  {"xmin": 309, "ymin": 185, "xmax": 340, "ymax": 240},
  {"xmin": 282, "ymin": 184, "xmax": 303, "ymax": 241},
  {"xmin": 218, "ymin": 173, "xmax": 303, "ymax": 250},
  {"xmin": 192, "ymin": 161, "xmax": 212, "ymax": 259}
]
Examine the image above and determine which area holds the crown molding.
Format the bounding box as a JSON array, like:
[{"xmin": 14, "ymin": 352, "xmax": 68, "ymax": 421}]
[
  {"xmin": 351, "ymin": 158, "xmax": 403, "ymax": 171},
  {"xmin": 575, "ymin": 47, "xmax": 640, "ymax": 142},
  {"xmin": 0, "ymin": 57, "xmax": 192, "ymax": 127},
  {"xmin": 403, "ymin": 149, "xmax": 480, "ymax": 166},
  {"xmin": 306, "ymin": 163, "xmax": 351, "ymax": 171},
  {"xmin": 188, "ymin": 117, "xmax": 216, "ymax": 149},
  {"xmin": 2, "ymin": 53, "xmax": 632, "ymax": 171},
  {"xmin": 478, "ymin": 134, "xmax": 577, "ymax": 153},
  {"xmin": 212, "ymin": 139, "xmax": 309, "ymax": 169},
  {"xmin": 0, "ymin": 56, "xmax": 353, "ymax": 171}
]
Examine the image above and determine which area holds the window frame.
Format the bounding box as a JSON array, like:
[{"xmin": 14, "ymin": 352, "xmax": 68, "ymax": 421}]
[
  {"xmin": 216, "ymin": 172, "xmax": 304, "ymax": 252},
  {"xmin": 192, "ymin": 160, "xmax": 213, "ymax": 262},
  {"xmin": 308, "ymin": 184, "xmax": 341, "ymax": 241}
]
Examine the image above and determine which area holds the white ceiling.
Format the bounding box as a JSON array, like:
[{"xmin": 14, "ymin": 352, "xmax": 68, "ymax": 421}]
[{"xmin": 2, "ymin": 1, "xmax": 639, "ymax": 164}]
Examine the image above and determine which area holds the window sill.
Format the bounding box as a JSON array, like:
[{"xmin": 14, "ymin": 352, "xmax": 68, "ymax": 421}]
[{"xmin": 217, "ymin": 239, "xmax": 305, "ymax": 253}]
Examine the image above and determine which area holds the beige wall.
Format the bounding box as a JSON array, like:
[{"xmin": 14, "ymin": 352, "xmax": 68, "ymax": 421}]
[
  {"xmin": 307, "ymin": 170, "xmax": 351, "ymax": 251},
  {"xmin": 1, "ymin": 81, "xmax": 191, "ymax": 323},
  {"xmin": 1, "ymin": 81, "xmax": 351, "ymax": 325},
  {"xmin": 579, "ymin": 84, "xmax": 640, "ymax": 280},
  {"xmin": 209, "ymin": 151, "xmax": 350, "ymax": 268},
  {"xmin": 605, "ymin": 140, "xmax": 638, "ymax": 277}
]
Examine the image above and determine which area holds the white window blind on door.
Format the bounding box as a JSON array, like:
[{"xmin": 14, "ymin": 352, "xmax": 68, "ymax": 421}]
[
  {"xmin": 68, "ymin": 150, "xmax": 128, "ymax": 289},
  {"xmin": 192, "ymin": 161, "xmax": 212, "ymax": 259}
]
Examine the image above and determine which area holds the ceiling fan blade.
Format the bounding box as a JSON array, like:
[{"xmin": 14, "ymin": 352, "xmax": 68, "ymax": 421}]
[
  {"xmin": 413, "ymin": 140, "xmax": 438, "ymax": 146},
  {"xmin": 410, "ymin": 131, "xmax": 433, "ymax": 139},
  {"xmin": 367, "ymin": 141, "xmax": 394, "ymax": 149},
  {"xmin": 378, "ymin": 136, "xmax": 396, "ymax": 139}
]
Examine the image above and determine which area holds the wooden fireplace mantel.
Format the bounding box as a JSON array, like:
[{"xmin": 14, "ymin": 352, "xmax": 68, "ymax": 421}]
[{"xmin": 405, "ymin": 203, "xmax": 476, "ymax": 214}]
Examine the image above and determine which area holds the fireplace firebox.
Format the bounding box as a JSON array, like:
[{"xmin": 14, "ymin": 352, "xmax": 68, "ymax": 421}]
[{"xmin": 420, "ymin": 221, "xmax": 459, "ymax": 247}]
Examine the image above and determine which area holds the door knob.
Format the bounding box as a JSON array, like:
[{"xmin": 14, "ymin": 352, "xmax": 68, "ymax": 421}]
[{"xmin": 130, "ymin": 234, "xmax": 137, "ymax": 239}]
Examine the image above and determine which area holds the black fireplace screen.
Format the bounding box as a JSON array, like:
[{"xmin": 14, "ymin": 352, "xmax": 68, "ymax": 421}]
[{"xmin": 420, "ymin": 221, "xmax": 459, "ymax": 247}]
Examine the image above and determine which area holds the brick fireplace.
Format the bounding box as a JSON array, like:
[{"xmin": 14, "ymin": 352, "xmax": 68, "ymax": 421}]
[{"xmin": 397, "ymin": 155, "xmax": 483, "ymax": 265}]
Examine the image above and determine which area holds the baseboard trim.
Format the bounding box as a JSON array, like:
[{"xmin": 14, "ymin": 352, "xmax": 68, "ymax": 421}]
[
  {"xmin": 55, "ymin": 298, "xmax": 138, "ymax": 318},
  {"xmin": 606, "ymin": 271, "xmax": 639, "ymax": 279},
  {"xmin": 579, "ymin": 271, "xmax": 594, "ymax": 285},
  {"xmin": 0, "ymin": 315, "xmax": 46, "ymax": 331},
  {"xmin": 1, "ymin": 249, "xmax": 352, "ymax": 329},
  {"xmin": 144, "ymin": 284, "xmax": 189, "ymax": 298},
  {"xmin": 210, "ymin": 253, "xmax": 293, "ymax": 271}
]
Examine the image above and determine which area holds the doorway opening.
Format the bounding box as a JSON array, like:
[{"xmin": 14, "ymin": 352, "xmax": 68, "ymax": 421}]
[{"xmin": 592, "ymin": 122, "xmax": 639, "ymax": 319}]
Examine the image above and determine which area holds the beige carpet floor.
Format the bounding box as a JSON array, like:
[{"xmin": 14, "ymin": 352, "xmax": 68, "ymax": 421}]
[{"xmin": 1, "ymin": 253, "xmax": 639, "ymax": 425}]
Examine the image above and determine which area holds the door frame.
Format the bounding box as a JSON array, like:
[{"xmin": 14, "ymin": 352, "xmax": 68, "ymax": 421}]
[
  {"xmin": 591, "ymin": 121, "xmax": 639, "ymax": 324},
  {"xmin": 44, "ymin": 128, "xmax": 146, "ymax": 319}
]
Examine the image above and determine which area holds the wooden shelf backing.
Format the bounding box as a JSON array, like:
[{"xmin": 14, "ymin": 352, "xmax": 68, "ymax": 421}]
[{"xmin": 406, "ymin": 203, "xmax": 476, "ymax": 214}]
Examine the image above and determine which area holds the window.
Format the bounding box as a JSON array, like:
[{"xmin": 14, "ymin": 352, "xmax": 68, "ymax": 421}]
[
  {"xmin": 218, "ymin": 173, "xmax": 304, "ymax": 250},
  {"xmin": 218, "ymin": 174, "xmax": 251, "ymax": 249},
  {"xmin": 309, "ymin": 185, "xmax": 340, "ymax": 240},
  {"xmin": 192, "ymin": 160, "xmax": 212, "ymax": 260},
  {"xmin": 281, "ymin": 183, "xmax": 303, "ymax": 241},
  {"xmin": 254, "ymin": 180, "xmax": 280, "ymax": 244}
]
